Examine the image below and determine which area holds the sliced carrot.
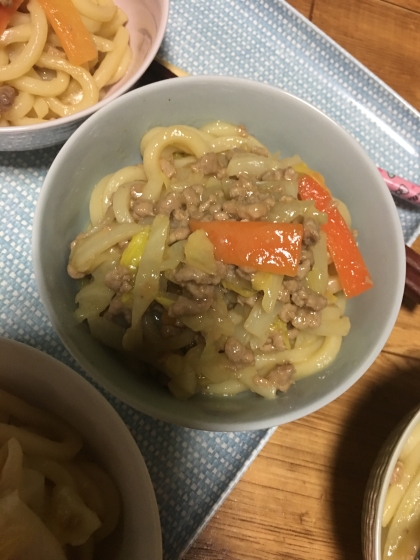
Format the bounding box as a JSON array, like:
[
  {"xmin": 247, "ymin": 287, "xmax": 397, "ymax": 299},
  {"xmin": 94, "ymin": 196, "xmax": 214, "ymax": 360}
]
[
  {"xmin": 189, "ymin": 220, "xmax": 303, "ymax": 276},
  {"xmin": 293, "ymin": 161, "xmax": 329, "ymax": 191},
  {"xmin": 0, "ymin": 0, "xmax": 24, "ymax": 36},
  {"xmin": 37, "ymin": 0, "xmax": 97, "ymax": 66},
  {"xmin": 298, "ymin": 174, "xmax": 373, "ymax": 298}
]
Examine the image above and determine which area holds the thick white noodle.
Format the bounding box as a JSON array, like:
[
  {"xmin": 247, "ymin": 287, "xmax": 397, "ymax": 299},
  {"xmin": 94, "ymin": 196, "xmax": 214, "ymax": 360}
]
[
  {"xmin": 141, "ymin": 126, "xmax": 211, "ymax": 201},
  {"xmin": 0, "ymin": 0, "xmax": 48, "ymax": 82}
]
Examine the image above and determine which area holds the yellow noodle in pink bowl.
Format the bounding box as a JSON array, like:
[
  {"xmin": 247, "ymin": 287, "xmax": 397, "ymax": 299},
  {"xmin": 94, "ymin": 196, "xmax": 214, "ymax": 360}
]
[{"xmin": 0, "ymin": 0, "xmax": 168, "ymax": 150}]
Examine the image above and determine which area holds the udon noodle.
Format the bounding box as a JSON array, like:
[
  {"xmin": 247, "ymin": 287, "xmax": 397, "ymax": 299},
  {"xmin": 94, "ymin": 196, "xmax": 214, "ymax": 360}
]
[
  {"xmin": 0, "ymin": 386, "xmax": 121, "ymax": 559},
  {"xmin": 68, "ymin": 121, "xmax": 370, "ymax": 399},
  {"xmin": 382, "ymin": 422, "xmax": 420, "ymax": 559},
  {"xmin": 0, "ymin": 0, "xmax": 131, "ymax": 126}
]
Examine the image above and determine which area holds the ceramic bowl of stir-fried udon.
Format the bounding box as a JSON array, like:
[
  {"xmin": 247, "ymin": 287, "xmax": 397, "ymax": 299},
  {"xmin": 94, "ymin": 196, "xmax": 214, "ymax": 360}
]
[
  {"xmin": 0, "ymin": 0, "xmax": 168, "ymax": 150},
  {"xmin": 33, "ymin": 75, "xmax": 405, "ymax": 431},
  {"xmin": 363, "ymin": 405, "xmax": 420, "ymax": 560},
  {"xmin": 0, "ymin": 337, "xmax": 162, "ymax": 559}
]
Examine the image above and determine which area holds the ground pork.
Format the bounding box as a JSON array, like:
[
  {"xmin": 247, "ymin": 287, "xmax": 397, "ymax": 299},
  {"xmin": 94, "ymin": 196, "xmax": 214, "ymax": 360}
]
[
  {"xmin": 198, "ymin": 194, "xmax": 218, "ymax": 213},
  {"xmin": 296, "ymin": 249, "xmax": 315, "ymax": 279},
  {"xmin": 183, "ymin": 186, "xmax": 202, "ymax": 207},
  {"xmin": 168, "ymin": 227, "xmax": 190, "ymax": 245},
  {"xmin": 168, "ymin": 263, "xmax": 227, "ymax": 286},
  {"xmin": 296, "ymin": 259, "xmax": 311, "ymax": 279},
  {"xmin": 260, "ymin": 331, "xmax": 286, "ymax": 352},
  {"xmin": 261, "ymin": 168, "xmax": 283, "ymax": 181},
  {"xmin": 279, "ymin": 303, "xmax": 297, "ymax": 323},
  {"xmin": 0, "ymin": 85, "xmax": 16, "ymax": 112},
  {"xmin": 284, "ymin": 166, "xmax": 296, "ymax": 180},
  {"xmin": 131, "ymin": 200, "xmax": 155, "ymax": 220},
  {"xmin": 235, "ymin": 267, "xmax": 255, "ymax": 282},
  {"xmin": 160, "ymin": 158, "xmax": 176, "ymax": 178},
  {"xmin": 130, "ymin": 180, "xmax": 146, "ymax": 199},
  {"xmin": 223, "ymin": 148, "xmax": 241, "ymax": 161},
  {"xmin": 277, "ymin": 285, "xmax": 291, "ymax": 303},
  {"xmin": 172, "ymin": 208, "xmax": 189, "ymax": 223},
  {"xmin": 303, "ymin": 217, "xmax": 321, "ymax": 246},
  {"xmin": 235, "ymin": 125, "xmax": 246, "ymax": 137},
  {"xmin": 104, "ymin": 295, "xmax": 132, "ymax": 324},
  {"xmin": 213, "ymin": 211, "xmax": 230, "ymax": 221},
  {"xmin": 191, "ymin": 152, "xmax": 220, "ymax": 175},
  {"xmin": 291, "ymin": 286, "xmax": 327, "ymax": 311},
  {"xmin": 155, "ymin": 192, "xmax": 184, "ymax": 216},
  {"xmin": 224, "ymin": 337, "xmax": 254, "ymax": 365},
  {"xmin": 253, "ymin": 362, "xmax": 295, "ymax": 393},
  {"xmin": 279, "ymin": 195, "xmax": 296, "ymax": 203},
  {"xmin": 283, "ymin": 278, "xmax": 300, "ymax": 293},
  {"xmin": 104, "ymin": 266, "xmax": 132, "ymax": 293},
  {"xmin": 222, "ymin": 199, "xmax": 271, "ymax": 220},
  {"xmin": 228, "ymin": 182, "xmax": 248, "ymax": 199},
  {"xmin": 267, "ymin": 363, "xmax": 295, "ymax": 392},
  {"xmin": 184, "ymin": 282, "xmax": 215, "ymax": 300},
  {"xmin": 168, "ymin": 296, "xmax": 212, "ymax": 318},
  {"xmin": 291, "ymin": 308, "xmax": 322, "ymax": 330},
  {"xmin": 208, "ymin": 202, "xmax": 223, "ymax": 215}
]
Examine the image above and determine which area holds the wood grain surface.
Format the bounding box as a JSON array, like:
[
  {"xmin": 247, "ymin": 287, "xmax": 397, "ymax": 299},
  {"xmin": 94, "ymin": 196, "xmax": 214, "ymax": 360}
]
[
  {"xmin": 182, "ymin": 1, "xmax": 420, "ymax": 559},
  {"xmin": 289, "ymin": 0, "xmax": 420, "ymax": 111}
]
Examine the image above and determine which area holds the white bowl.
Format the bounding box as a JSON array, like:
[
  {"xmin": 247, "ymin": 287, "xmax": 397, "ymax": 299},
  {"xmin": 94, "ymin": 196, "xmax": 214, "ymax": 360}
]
[
  {"xmin": 0, "ymin": 337, "xmax": 162, "ymax": 559},
  {"xmin": 33, "ymin": 75, "xmax": 406, "ymax": 431},
  {"xmin": 0, "ymin": 0, "xmax": 169, "ymax": 151},
  {"xmin": 363, "ymin": 406, "xmax": 420, "ymax": 560}
]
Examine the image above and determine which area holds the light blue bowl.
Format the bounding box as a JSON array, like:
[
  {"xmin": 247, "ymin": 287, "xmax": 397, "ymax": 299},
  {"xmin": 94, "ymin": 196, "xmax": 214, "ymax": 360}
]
[{"xmin": 33, "ymin": 76, "xmax": 405, "ymax": 431}]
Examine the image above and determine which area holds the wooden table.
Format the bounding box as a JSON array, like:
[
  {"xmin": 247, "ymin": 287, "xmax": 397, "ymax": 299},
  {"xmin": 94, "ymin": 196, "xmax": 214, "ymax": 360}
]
[{"xmin": 181, "ymin": 1, "xmax": 420, "ymax": 559}]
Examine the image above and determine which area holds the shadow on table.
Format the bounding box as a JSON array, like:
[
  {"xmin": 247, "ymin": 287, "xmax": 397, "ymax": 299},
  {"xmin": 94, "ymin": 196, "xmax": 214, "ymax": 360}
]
[{"xmin": 330, "ymin": 326, "xmax": 420, "ymax": 560}]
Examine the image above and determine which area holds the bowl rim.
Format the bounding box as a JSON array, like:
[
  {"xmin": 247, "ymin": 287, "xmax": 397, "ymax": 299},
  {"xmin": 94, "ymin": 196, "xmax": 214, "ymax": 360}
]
[
  {"xmin": 373, "ymin": 405, "xmax": 420, "ymax": 558},
  {"xmin": 0, "ymin": 336, "xmax": 162, "ymax": 558},
  {"xmin": 33, "ymin": 75, "xmax": 406, "ymax": 431},
  {"xmin": 0, "ymin": 0, "xmax": 169, "ymax": 136}
]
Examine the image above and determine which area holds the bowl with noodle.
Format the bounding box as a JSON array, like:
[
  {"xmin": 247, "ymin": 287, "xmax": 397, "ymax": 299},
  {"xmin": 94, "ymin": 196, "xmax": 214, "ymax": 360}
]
[
  {"xmin": 363, "ymin": 405, "xmax": 420, "ymax": 560},
  {"xmin": 0, "ymin": 336, "xmax": 162, "ymax": 559},
  {"xmin": 0, "ymin": 0, "xmax": 168, "ymax": 150},
  {"xmin": 33, "ymin": 75, "xmax": 405, "ymax": 431}
]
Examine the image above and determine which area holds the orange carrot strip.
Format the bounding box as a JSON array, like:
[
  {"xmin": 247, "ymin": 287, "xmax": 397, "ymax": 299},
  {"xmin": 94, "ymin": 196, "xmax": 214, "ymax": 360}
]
[
  {"xmin": 0, "ymin": 0, "xmax": 24, "ymax": 36},
  {"xmin": 293, "ymin": 161, "xmax": 329, "ymax": 191},
  {"xmin": 189, "ymin": 220, "xmax": 303, "ymax": 276},
  {"xmin": 37, "ymin": 0, "xmax": 97, "ymax": 66},
  {"xmin": 298, "ymin": 174, "xmax": 373, "ymax": 298}
]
